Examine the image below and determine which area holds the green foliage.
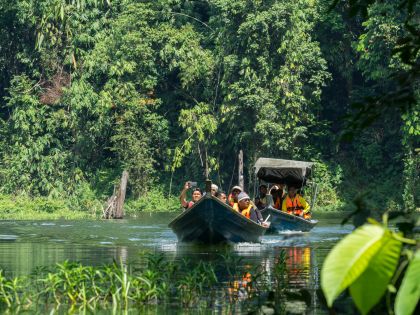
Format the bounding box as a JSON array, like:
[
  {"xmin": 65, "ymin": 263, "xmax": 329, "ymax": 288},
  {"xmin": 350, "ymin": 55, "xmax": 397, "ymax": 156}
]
[
  {"xmin": 322, "ymin": 224, "xmax": 391, "ymax": 307},
  {"xmin": 125, "ymin": 187, "xmax": 180, "ymax": 214},
  {"xmin": 312, "ymin": 161, "xmax": 343, "ymax": 209},
  {"xmin": 0, "ymin": 0, "xmax": 417, "ymax": 215},
  {"xmin": 0, "ymin": 194, "xmax": 89, "ymax": 220},
  {"xmin": 65, "ymin": 181, "xmax": 103, "ymax": 214},
  {"xmin": 212, "ymin": 0, "xmax": 330, "ymax": 158},
  {"xmin": 321, "ymin": 218, "xmax": 417, "ymax": 314},
  {"xmin": 172, "ymin": 102, "xmax": 218, "ymax": 174},
  {"xmin": 356, "ymin": 1, "xmax": 407, "ymax": 81},
  {"xmin": 0, "ymin": 75, "xmax": 75, "ymax": 196},
  {"xmin": 395, "ymin": 250, "xmax": 420, "ymax": 315},
  {"xmin": 349, "ymin": 230, "xmax": 402, "ymax": 314}
]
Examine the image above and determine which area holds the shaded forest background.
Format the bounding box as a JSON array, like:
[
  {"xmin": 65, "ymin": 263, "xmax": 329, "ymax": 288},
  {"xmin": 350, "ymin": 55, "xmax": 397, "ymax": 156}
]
[{"xmin": 0, "ymin": 0, "xmax": 418, "ymax": 215}]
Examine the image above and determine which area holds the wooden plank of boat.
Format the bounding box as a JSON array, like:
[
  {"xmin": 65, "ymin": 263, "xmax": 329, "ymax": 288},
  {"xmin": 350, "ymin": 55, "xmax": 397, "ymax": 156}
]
[
  {"xmin": 168, "ymin": 195, "xmax": 268, "ymax": 244},
  {"xmin": 261, "ymin": 206, "xmax": 318, "ymax": 232}
]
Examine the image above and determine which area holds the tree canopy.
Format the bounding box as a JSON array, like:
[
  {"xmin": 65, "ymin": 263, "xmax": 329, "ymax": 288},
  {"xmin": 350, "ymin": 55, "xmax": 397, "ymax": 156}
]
[{"xmin": 0, "ymin": 0, "xmax": 418, "ymax": 211}]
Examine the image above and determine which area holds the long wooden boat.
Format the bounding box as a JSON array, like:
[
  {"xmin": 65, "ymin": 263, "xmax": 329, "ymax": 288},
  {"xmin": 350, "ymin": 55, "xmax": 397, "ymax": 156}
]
[
  {"xmin": 169, "ymin": 195, "xmax": 268, "ymax": 244},
  {"xmin": 261, "ymin": 206, "xmax": 318, "ymax": 232}
]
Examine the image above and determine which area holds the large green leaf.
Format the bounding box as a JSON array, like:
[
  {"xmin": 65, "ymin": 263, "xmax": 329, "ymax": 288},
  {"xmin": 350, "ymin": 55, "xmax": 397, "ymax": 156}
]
[
  {"xmin": 349, "ymin": 231, "xmax": 402, "ymax": 315},
  {"xmin": 321, "ymin": 224, "xmax": 385, "ymax": 306},
  {"xmin": 395, "ymin": 250, "xmax": 420, "ymax": 315}
]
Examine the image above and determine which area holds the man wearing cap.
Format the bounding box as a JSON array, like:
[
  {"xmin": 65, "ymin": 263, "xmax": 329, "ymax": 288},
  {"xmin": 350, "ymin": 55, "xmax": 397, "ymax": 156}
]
[
  {"xmin": 237, "ymin": 192, "xmax": 268, "ymax": 226},
  {"xmin": 228, "ymin": 185, "xmax": 242, "ymax": 207}
]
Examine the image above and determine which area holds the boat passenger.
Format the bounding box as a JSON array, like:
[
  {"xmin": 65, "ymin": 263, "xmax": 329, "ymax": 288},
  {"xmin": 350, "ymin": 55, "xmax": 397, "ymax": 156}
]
[
  {"xmin": 180, "ymin": 182, "xmax": 203, "ymax": 209},
  {"xmin": 211, "ymin": 184, "xmax": 219, "ymax": 196},
  {"xmin": 217, "ymin": 191, "xmax": 227, "ymax": 204},
  {"xmin": 269, "ymin": 185, "xmax": 284, "ymax": 209},
  {"xmin": 277, "ymin": 183, "xmax": 286, "ymax": 207},
  {"xmin": 281, "ymin": 185, "xmax": 311, "ymax": 219},
  {"xmin": 228, "ymin": 185, "xmax": 242, "ymax": 207},
  {"xmin": 237, "ymin": 192, "xmax": 268, "ymax": 226},
  {"xmin": 255, "ymin": 184, "xmax": 268, "ymax": 210}
]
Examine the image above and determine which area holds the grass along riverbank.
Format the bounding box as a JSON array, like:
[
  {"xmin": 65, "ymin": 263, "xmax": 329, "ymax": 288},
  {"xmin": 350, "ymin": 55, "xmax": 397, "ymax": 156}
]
[
  {"xmin": 0, "ymin": 191, "xmax": 181, "ymax": 220},
  {"xmin": 0, "ymin": 191, "xmax": 354, "ymax": 220}
]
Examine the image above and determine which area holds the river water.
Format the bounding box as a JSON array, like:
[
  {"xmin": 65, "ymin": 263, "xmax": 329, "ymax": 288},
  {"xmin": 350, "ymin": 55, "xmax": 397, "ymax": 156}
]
[{"xmin": 0, "ymin": 212, "xmax": 352, "ymax": 313}]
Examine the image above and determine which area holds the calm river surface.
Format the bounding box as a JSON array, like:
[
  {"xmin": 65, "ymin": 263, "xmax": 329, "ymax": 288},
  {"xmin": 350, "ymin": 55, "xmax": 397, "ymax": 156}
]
[{"xmin": 0, "ymin": 212, "xmax": 352, "ymax": 313}]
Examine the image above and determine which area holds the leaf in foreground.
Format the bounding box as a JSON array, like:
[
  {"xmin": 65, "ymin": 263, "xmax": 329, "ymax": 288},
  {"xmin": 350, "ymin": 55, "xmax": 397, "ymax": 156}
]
[
  {"xmin": 349, "ymin": 231, "xmax": 402, "ymax": 315},
  {"xmin": 395, "ymin": 250, "xmax": 420, "ymax": 315},
  {"xmin": 321, "ymin": 224, "xmax": 385, "ymax": 306}
]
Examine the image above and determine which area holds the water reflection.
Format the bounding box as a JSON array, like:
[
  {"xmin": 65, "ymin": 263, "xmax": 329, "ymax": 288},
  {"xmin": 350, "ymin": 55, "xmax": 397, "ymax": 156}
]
[
  {"xmin": 0, "ymin": 214, "xmax": 352, "ymax": 314},
  {"xmin": 0, "ymin": 214, "xmax": 349, "ymax": 284},
  {"xmin": 284, "ymin": 247, "xmax": 313, "ymax": 287}
]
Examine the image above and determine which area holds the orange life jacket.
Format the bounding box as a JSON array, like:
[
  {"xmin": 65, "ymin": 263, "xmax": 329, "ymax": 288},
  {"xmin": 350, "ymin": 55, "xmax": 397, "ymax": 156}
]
[
  {"xmin": 285, "ymin": 195, "xmax": 304, "ymax": 215},
  {"xmin": 232, "ymin": 203, "xmax": 239, "ymax": 212},
  {"xmin": 228, "ymin": 194, "xmax": 235, "ymax": 207},
  {"xmin": 274, "ymin": 196, "xmax": 282, "ymax": 209},
  {"xmin": 241, "ymin": 204, "xmax": 253, "ymax": 219}
]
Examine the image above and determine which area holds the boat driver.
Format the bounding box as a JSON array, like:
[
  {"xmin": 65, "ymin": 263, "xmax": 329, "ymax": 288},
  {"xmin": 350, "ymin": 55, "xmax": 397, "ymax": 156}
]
[
  {"xmin": 180, "ymin": 181, "xmax": 203, "ymax": 209},
  {"xmin": 281, "ymin": 185, "xmax": 311, "ymax": 219}
]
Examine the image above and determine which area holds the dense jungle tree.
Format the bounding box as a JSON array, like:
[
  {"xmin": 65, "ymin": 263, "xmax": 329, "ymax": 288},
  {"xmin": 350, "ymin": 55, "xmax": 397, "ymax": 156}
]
[{"xmin": 0, "ymin": 0, "xmax": 417, "ymax": 212}]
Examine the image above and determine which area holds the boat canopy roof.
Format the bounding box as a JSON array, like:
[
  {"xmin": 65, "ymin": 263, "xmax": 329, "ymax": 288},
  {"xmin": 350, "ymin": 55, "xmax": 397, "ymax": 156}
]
[{"xmin": 254, "ymin": 158, "xmax": 314, "ymax": 186}]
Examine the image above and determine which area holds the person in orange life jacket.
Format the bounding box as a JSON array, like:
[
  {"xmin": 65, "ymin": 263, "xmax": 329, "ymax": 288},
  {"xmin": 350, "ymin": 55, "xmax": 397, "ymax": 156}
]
[
  {"xmin": 269, "ymin": 184, "xmax": 285, "ymax": 209},
  {"xmin": 228, "ymin": 186, "xmax": 242, "ymax": 207},
  {"xmin": 237, "ymin": 192, "xmax": 269, "ymax": 226},
  {"xmin": 281, "ymin": 185, "xmax": 311, "ymax": 218},
  {"xmin": 180, "ymin": 181, "xmax": 203, "ymax": 209},
  {"xmin": 255, "ymin": 184, "xmax": 268, "ymax": 210}
]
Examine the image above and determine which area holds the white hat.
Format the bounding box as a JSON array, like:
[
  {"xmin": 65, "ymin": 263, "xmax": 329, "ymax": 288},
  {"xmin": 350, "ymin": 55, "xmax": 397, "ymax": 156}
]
[{"xmin": 231, "ymin": 185, "xmax": 242, "ymax": 192}]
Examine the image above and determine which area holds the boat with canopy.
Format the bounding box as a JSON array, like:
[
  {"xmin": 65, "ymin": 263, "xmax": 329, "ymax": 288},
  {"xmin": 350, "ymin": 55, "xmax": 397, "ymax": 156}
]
[{"xmin": 254, "ymin": 158, "xmax": 318, "ymax": 232}]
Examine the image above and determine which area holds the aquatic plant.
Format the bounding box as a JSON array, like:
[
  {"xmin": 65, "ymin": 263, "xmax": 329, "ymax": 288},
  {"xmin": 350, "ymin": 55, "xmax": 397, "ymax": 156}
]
[{"xmin": 0, "ymin": 252, "xmax": 293, "ymax": 313}]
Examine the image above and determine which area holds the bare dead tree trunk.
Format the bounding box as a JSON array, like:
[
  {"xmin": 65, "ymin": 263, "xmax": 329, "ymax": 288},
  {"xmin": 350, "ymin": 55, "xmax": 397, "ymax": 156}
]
[
  {"xmin": 238, "ymin": 150, "xmax": 244, "ymax": 190},
  {"xmin": 114, "ymin": 171, "xmax": 129, "ymax": 219},
  {"xmin": 103, "ymin": 170, "xmax": 129, "ymax": 219}
]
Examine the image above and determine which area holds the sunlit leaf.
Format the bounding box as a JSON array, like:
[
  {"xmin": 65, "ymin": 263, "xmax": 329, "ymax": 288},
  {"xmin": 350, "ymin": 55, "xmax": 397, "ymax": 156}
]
[
  {"xmin": 321, "ymin": 224, "xmax": 385, "ymax": 306},
  {"xmin": 60, "ymin": 4, "xmax": 65, "ymax": 21},
  {"xmin": 349, "ymin": 231, "xmax": 402, "ymax": 315},
  {"xmin": 395, "ymin": 250, "xmax": 420, "ymax": 315}
]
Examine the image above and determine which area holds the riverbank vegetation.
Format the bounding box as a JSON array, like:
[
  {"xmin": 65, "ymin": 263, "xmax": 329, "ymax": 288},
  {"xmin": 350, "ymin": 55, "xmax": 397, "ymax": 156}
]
[
  {"xmin": 0, "ymin": 0, "xmax": 418, "ymax": 217},
  {"xmin": 0, "ymin": 252, "xmax": 297, "ymax": 314}
]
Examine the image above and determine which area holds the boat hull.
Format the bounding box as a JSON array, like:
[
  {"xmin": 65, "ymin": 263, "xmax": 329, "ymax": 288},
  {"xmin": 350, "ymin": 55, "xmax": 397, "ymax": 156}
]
[
  {"xmin": 169, "ymin": 196, "xmax": 267, "ymax": 244},
  {"xmin": 261, "ymin": 206, "xmax": 317, "ymax": 232}
]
